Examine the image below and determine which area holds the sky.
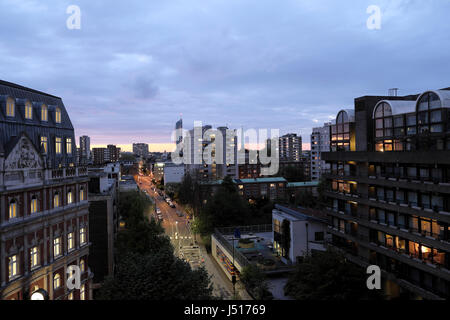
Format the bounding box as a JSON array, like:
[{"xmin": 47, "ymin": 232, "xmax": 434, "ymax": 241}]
[{"xmin": 1, "ymin": 0, "xmax": 449, "ymax": 152}]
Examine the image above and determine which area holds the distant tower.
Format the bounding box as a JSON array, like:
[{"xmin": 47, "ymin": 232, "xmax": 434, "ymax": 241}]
[{"xmin": 388, "ymin": 88, "xmax": 399, "ymax": 97}]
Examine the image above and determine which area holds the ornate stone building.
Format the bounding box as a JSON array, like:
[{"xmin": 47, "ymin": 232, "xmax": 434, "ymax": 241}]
[{"xmin": 0, "ymin": 80, "xmax": 92, "ymax": 300}]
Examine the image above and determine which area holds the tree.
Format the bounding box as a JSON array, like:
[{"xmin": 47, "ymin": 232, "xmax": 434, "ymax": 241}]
[
  {"xmin": 240, "ymin": 265, "xmax": 273, "ymax": 300},
  {"xmin": 284, "ymin": 249, "xmax": 384, "ymax": 300},
  {"xmin": 281, "ymin": 219, "xmax": 291, "ymax": 259},
  {"xmin": 97, "ymin": 252, "xmax": 213, "ymax": 300}
]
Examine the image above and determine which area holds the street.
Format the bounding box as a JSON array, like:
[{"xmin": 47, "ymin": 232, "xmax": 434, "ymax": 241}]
[{"xmin": 134, "ymin": 174, "xmax": 250, "ymax": 300}]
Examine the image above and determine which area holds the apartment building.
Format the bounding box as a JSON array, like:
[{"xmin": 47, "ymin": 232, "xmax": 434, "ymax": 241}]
[
  {"xmin": 322, "ymin": 88, "xmax": 450, "ymax": 299},
  {"xmin": 311, "ymin": 122, "xmax": 331, "ymax": 181},
  {"xmin": 0, "ymin": 80, "xmax": 92, "ymax": 300},
  {"xmin": 79, "ymin": 135, "xmax": 90, "ymax": 165},
  {"xmin": 279, "ymin": 133, "xmax": 302, "ymax": 162},
  {"xmin": 132, "ymin": 143, "xmax": 149, "ymax": 158}
]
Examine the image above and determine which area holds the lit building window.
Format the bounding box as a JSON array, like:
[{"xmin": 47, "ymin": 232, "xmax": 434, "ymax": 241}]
[
  {"xmin": 80, "ymin": 227, "xmax": 87, "ymax": 245},
  {"xmin": 8, "ymin": 255, "xmax": 18, "ymax": 280},
  {"xmin": 54, "ymin": 192, "xmax": 60, "ymax": 208},
  {"xmin": 68, "ymin": 292, "xmax": 74, "ymax": 300},
  {"xmin": 80, "ymin": 259, "xmax": 85, "ymax": 272},
  {"xmin": 30, "ymin": 196, "xmax": 38, "ymax": 214},
  {"xmin": 55, "ymin": 137, "xmax": 62, "ymax": 154},
  {"xmin": 41, "ymin": 104, "xmax": 48, "ymax": 121},
  {"xmin": 6, "ymin": 97, "xmax": 15, "ymax": 117},
  {"xmin": 80, "ymin": 284, "xmax": 86, "ymax": 300},
  {"xmin": 79, "ymin": 187, "xmax": 85, "ymax": 201},
  {"xmin": 30, "ymin": 246, "xmax": 39, "ymax": 268},
  {"xmin": 67, "ymin": 190, "xmax": 73, "ymax": 204},
  {"xmin": 55, "ymin": 107, "xmax": 62, "ymax": 123},
  {"xmin": 9, "ymin": 199, "xmax": 17, "ymax": 219},
  {"xmin": 40, "ymin": 136, "xmax": 48, "ymax": 154},
  {"xmin": 25, "ymin": 101, "xmax": 33, "ymax": 119},
  {"xmin": 68, "ymin": 232, "xmax": 75, "ymax": 251},
  {"xmin": 66, "ymin": 138, "xmax": 72, "ymax": 154},
  {"xmin": 53, "ymin": 237, "xmax": 62, "ymax": 258},
  {"xmin": 53, "ymin": 273, "xmax": 61, "ymax": 289}
]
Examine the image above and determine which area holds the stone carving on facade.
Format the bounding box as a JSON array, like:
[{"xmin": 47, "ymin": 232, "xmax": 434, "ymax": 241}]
[{"xmin": 4, "ymin": 136, "xmax": 43, "ymax": 171}]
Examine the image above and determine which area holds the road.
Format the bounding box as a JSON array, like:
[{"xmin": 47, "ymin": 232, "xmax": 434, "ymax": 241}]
[{"xmin": 134, "ymin": 174, "xmax": 248, "ymax": 299}]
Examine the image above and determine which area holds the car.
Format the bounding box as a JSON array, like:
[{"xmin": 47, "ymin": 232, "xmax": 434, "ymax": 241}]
[
  {"xmin": 156, "ymin": 208, "xmax": 161, "ymax": 214},
  {"xmin": 170, "ymin": 202, "xmax": 176, "ymax": 208},
  {"xmin": 157, "ymin": 214, "xmax": 163, "ymax": 221}
]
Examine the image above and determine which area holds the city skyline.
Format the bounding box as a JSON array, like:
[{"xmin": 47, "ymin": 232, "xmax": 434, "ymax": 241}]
[{"xmin": 1, "ymin": 0, "xmax": 450, "ymax": 149}]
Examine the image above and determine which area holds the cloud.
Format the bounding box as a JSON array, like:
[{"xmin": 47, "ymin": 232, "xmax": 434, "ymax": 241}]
[{"xmin": 0, "ymin": 0, "xmax": 449, "ymax": 147}]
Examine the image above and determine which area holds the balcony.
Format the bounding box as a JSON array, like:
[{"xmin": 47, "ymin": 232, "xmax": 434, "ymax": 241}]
[{"xmin": 50, "ymin": 167, "xmax": 88, "ymax": 180}]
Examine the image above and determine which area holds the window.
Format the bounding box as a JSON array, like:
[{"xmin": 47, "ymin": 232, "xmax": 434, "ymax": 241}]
[
  {"xmin": 25, "ymin": 101, "xmax": 33, "ymax": 119},
  {"xmin": 68, "ymin": 292, "xmax": 74, "ymax": 300},
  {"xmin": 40, "ymin": 136, "xmax": 48, "ymax": 154},
  {"xmin": 6, "ymin": 97, "xmax": 15, "ymax": 117},
  {"xmin": 79, "ymin": 187, "xmax": 85, "ymax": 201},
  {"xmin": 66, "ymin": 138, "xmax": 72, "ymax": 154},
  {"xmin": 41, "ymin": 104, "xmax": 48, "ymax": 121},
  {"xmin": 67, "ymin": 190, "xmax": 73, "ymax": 204},
  {"xmin": 373, "ymin": 102, "xmax": 393, "ymax": 139},
  {"xmin": 53, "ymin": 237, "xmax": 62, "ymax": 257},
  {"xmin": 55, "ymin": 137, "xmax": 62, "ymax": 154},
  {"xmin": 314, "ymin": 232, "xmax": 324, "ymax": 241},
  {"xmin": 80, "ymin": 227, "xmax": 87, "ymax": 245},
  {"xmin": 416, "ymin": 92, "xmax": 443, "ymax": 135},
  {"xmin": 9, "ymin": 255, "xmax": 18, "ymax": 279},
  {"xmin": 68, "ymin": 232, "xmax": 74, "ymax": 251},
  {"xmin": 30, "ymin": 196, "xmax": 38, "ymax": 214},
  {"xmin": 54, "ymin": 192, "xmax": 60, "ymax": 208},
  {"xmin": 55, "ymin": 107, "xmax": 61, "ymax": 123},
  {"xmin": 30, "ymin": 246, "xmax": 39, "ymax": 268},
  {"xmin": 80, "ymin": 284, "xmax": 86, "ymax": 300},
  {"xmin": 53, "ymin": 273, "xmax": 61, "ymax": 289},
  {"xmin": 9, "ymin": 199, "xmax": 17, "ymax": 219},
  {"xmin": 80, "ymin": 259, "xmax": 85, "ymax": 272}
]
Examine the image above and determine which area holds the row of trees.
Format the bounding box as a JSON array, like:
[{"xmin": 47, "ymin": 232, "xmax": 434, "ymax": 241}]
[
  {"xmin": 176, "ymin": 174, "xmax": 274, "ymax": 236},
  {"xmin": 97, "ymin": 191, "xmax": 213, "ymax": 300}
]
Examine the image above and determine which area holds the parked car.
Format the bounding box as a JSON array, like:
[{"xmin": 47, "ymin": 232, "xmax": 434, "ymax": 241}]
[
  {"xmin": 169, "ymin": 202, "xmax": 176, "ymax": 208},
  {"xmin": 156, "ymin": 208, "xmax": 161, "ymax": 214}
]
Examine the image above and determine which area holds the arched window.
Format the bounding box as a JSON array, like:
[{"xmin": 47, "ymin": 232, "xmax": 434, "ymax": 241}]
[
  {"xmin": 374, "ymin": 102, "xmax": 393, "ymax": 138},
  {"xmin": 67, "ymin": 190, "xmax": 73, "ymax": 204},
  {"xmin": 6, "ymin": 97, "xmax": 15, "ymax": 117},
  {"xmin": 41, "ymin": 104, "xmax": 48, "ymax": 121},
  {"xmin": 332, "ymin": 110, "xmax": 352, "ymax": 151},
  {"xmin": 55, "ymin": 107, "xmax": 61, "ymax": 123},
  {"xmin": 9, "ymin": 199, "xmax": 17, "ymax": 219},
  {"xmin": 53, "ymin": 192, "xmax": 60, "ymax": 208},
  {"xmin": 53, "ymin": 273, "xmax": 61, "ymax": 289},
  {"xmin": 417, "ymin": 92, "xmax": 443, "ymax": 133},
  {"xmin": 80, "ymin": 259, "xmax": 85, "ymax": 272},
  {"xmin": 30, "ymin": 196, "xmax": 38, "ymax": 214},
  {"xmin": 25, "ymin": 101, "xmax": 33, "ymax": 119},
  {"xmin": 79, "ymin": 187, "xmax": 85, "ymax": 201}
]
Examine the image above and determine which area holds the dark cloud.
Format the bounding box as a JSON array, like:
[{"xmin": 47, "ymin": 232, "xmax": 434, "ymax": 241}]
[{"xmin": 0, "ymin": 0, "xmax": 449, "ymax": 146}]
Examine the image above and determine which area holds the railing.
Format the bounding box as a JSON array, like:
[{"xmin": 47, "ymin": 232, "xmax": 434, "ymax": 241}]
[
  {"xmin": 50, "ymin": 167, "xmax": 88, "ymax": 180},
  {"xmin": 217, "ymin": 224, "xmax": 272, "ymax": 235},
  {"xmin": 213, "ymin": 228, "xmax": 250, "ymax": 268}
]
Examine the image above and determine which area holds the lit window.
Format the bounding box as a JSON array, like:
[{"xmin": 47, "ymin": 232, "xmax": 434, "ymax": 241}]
[
  {"xmin": 55, "ymin": 107, "xmax": 61, "ymax": 123},
  {"xmin": 79, "ymin": 187, "xmax": 85, "ymax": 201},
  {"xmin": 53, "ymin": 273, "xmax": 61, "ymax": 289},
  {"xmin": 41, "ymin": 104, "xmax": 48, "ymax": 121},
  {"xmin": 55, "ymin": 137, "xmax": 62, "ymax": 154},
  {"xmin": 9, "ymin": 199, "xmax": 17, "ymax": 219},
  {"xmin": 67, "ymin": 190, "xmax": 73, "ymax": 204},
  {"xmin": 25, "ymin": 101, "xmax": 33, "ymax": 119},
  {"xmin": 68, "ymin": 292, "xmax": 74, "ymax": 300},
  {"xmin": 6, "ymin": 97, "xmax": 15, "ymax": 117},
  {"xmin": 80, "ymin": 284, "xmax": 86, "ymax": 300},
  {"xmin": 68, "ymin": 232, "xmax": 74, "ymax": 251},
  {"xmin": 9, "ymin": 255, "xmax": 18, "ymax": 279},
  {"xmin": 30, "ymin": 246, "xmax": 39, "ymax": 268},
  {"xmin": 54, "ymin": 192, "xmax": 60, "ymax": 208},
  {"xmin": 30, "ymin": 196, "xmax": 38, "ymax": 214},
  {"xmin": 66, "ymin": 138, "xmax": 72, "ymax": 154},
  {"xmin": 80, "ymin": 227, "xmax": 87, "ymax": 245},
  {"xmin": 40, "ymin": 136, "xmax": 48, "ymax": 154},
  {"xmin": 53, "ymin": 237, "xmax": 62, "ymax": 258},
  {"xmin": 80, "ymin": 259, "xmax": 85, "ymax": 272}
]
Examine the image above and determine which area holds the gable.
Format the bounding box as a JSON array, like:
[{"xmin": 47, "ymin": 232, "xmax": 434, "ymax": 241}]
[{"xmin": 4, "ymin": 134, "xmax": 43, "ymax": 171}]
